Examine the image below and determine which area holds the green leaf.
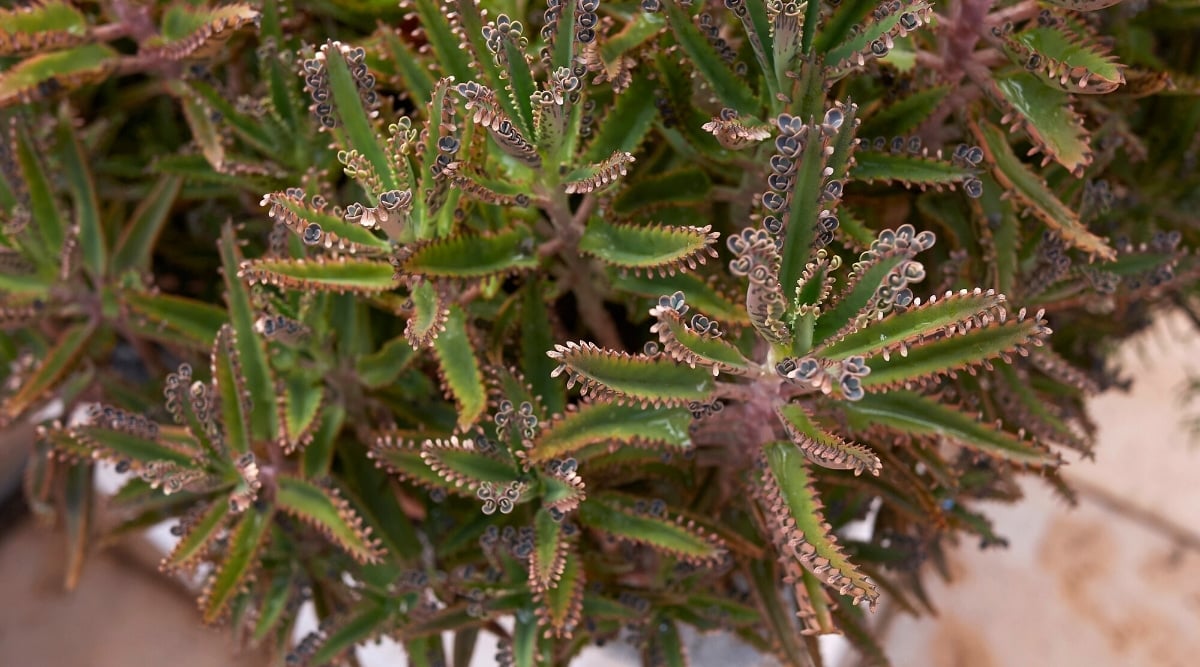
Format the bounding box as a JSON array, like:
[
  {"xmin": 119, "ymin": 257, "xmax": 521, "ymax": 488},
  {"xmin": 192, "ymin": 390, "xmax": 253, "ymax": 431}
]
[
  {"xmin": 173, "ymin": 81, "xmax": 225, "ymax": 171},
  {"xmin": 121, "ymin": 289, "xmax": 227, "ymax": 350},
  {"xmin": 378, "ymin": 26, "xmax": 434, "ymax": 104},
  {"xmin": 397, "ymin": 228, "xmax": 537, "ymax": 279},
  {"xmin": 582, "ymin": 75, "xmax": 658, "ymax": 163},
  {"xmin": 511, "ymin": 612, "xmax": 538, "ymax": 667},
  {"xmin": 549, "ymin": 0, "xmax": 579, "ymax": 72},
  {"xmin": 0, "ymin": 43, "xmax": 117, "ymax": 108},
  {"xmin": 69, "ymin": 425, "xmax": 197, "ymax": 468},
  {"xmin": 651, "ymin": 307, "xmax": 752, "ymax": 374},
  {"xmin": 534, "ymin": 547, "xmax": 585, "ymax": 638},
  {"xmin": 276, "ymin": 476, "xmax": 383, "ymax": 564},
  {"xmin": 211, "ymin": 325, "xmax": 251, "ymax": 455},
  {"xmin": 220, "ymin": 223, "xmax": 278, "ymax": 443},
  {"xmin": 662, "ymin": 1, "xmax": 758, "ymax": 115},
  {"xmin": 421, "ymin": 436, "xmax": 521, "ymax": 487},
  {"xmin": 779, "ymin": 115, "xmax": 845, "ymax": 309},
  {"xmin": 280, "ymin": 374, "xmax": 324, "ymax": 452},
  {"xmin": 308, "ymin": 600, "xmax": 392, "ymax": 666},
  {"xmin": 841, "ymin": 391, "xmax": 1060, "ymax": 467},
  {"xmin": 816, "ymin": 0, "xmax": 882, "ymax": 55},
  {"xmin": 579, "ymin": 220, "xmax": 718, "ymax": 276},
  {"xmin": 357, "ymin": 334, "xmax": 416, "ymax": 388},
  {"xmin": 162, "ymin": 500, "xmax": 232, "ymax": 571},
  {"xmin": 261, "ymin": 191, "xmax": 392, "ymax": 253},
  {"xmin": 1004, "ymin": 24, "xmax": 1124, "ymax": 93},
  {"xmin": 818, "ymin": 288, "xmax": 1007, "ymax": 359},
  {"xmin": 825, "ymin": 1, "xmax": 931, "ymax": 68},
  {"xmin": 432, "ymin": 305, "xmax": 487, "ymax": 430},
  {"xmin": 860, "ymin": 314, "xmax": 1048, "ymax": 390},
  {"xmin": 647, "ymin": 617, "xmax": 688, "ymax": 667},
  {"xmin": 858, "ymin": 85, "xmax": 952, "ymax": 138},
  {"xmin": 760, "ymin": 442, "xmax": 878, "ymax": 604},
  {"xmin": 303, "ymin": 404, "xmax": 345, "ymax": 480},
  {"xmin": 995, "ymin": 72, "xmax": 1091, "ymax": 175},
  {"xmin": 371, "ymin": 435, "xmax": 465, "ymax": 492},
  {"xmin": 775, "ymin": 404, "xmax": 881, "ymax": 476},
  {"xmin": 521, "ymin": 282, "xmax": 565, "ymax": 417},
  {"xmin": 748, "ymin": 559, "xmax": 810, "ymax": 666},
  {"xmin": 188, "ymin": 79, "xmax": 279, "ymax": 156},
  {"xmin": 974, "ymin": 119, "xmax": 1115, "ymax": 260},
  {"xmin": 579, "ymin": 494, "xmax": 726, "ymax": 563},
  {"xmin": 612, "ymin": 272, "xmax": 749, "ymax": 325},
  {"xmin": 812, "ymin": 253, "xmax": 911, "ymax": 344},
  {"xmin": 252, "ymin": 571, "xmax": 294, "ymax": 643},
  {"xmin": 532, "ymin": 403, "xmax": 693, "ymax": 463},
  {"xmin": 239, "ymin": 256, "xmax": 398, "ymax": 294},
  {"xmin": 63, "ymin": 462, "xmax": 91, "ymax": 591},
  {"xmin": 530, "ymin": 508, "xmax": 567, "ymax": 591},
  {"xmin": 408, "ymin": 0, "xmax": 472, "ymax": 83},
  {"xmin": 12, "ymin": 120, "xmax": 65, "ymax": 263},
  {"xmin": 1, "ymin": 322, "xmax": 90, "ymax": 424},
  {"xmin": 112, "ymin": 175, "xmax": 182, "ymax": 274},
  {"xmin": 149, "ymin": 4, "xmax": 260, "ymax": 61},
  {"xmin": 55, "ymin": 107, "xmax": 104, "ymax": 279},
  {"xmin": 323, "ymin": 42, "xmax": 397, "ymax": 198},
  {"xmin": 612, "ymin": 168, "xmax": 712, "ymax": 216},
  {"xmin": 201, "ymin": 504, "xmax": 273, "ymax": 624},
  {"xmin": 547, "ymin": 342, "xmax": 716, "ymax": 407},
  {"xmin": 0, "ymin": 2, "xmax": 87, "ymax": 56},
  {"xmin": 851, "ymin": 151, "xmax": 974, "ymax": 187}
]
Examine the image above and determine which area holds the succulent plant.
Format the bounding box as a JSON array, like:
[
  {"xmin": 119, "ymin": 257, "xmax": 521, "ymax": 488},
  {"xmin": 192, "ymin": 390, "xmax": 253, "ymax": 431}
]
[{"xmin": 3, "ymin": 0, "xmax": 1199, "ymax": 665}]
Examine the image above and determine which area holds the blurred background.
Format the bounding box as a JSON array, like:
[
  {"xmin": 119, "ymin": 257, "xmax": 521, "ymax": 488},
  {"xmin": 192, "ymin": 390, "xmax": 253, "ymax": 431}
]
[{"xmin": 2, "ymin": 311, "xmax": 1198, "ymax": 666}]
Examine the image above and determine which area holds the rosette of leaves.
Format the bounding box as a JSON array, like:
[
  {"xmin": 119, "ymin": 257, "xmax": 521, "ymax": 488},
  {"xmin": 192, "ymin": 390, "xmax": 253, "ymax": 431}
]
[
  {"xmin": 0, "ymin": 1, "xmax": 260, "ymax": 108},
  {"xmin": 34, "ymin": 224, "xmax": 387, "ymax": 631},
  {"xmin": 542, "ymin": 98, "xmax": 1102, "ymax": 661}
]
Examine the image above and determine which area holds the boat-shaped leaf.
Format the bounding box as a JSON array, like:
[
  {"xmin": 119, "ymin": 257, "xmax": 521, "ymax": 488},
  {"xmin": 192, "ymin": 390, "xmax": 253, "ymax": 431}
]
[
  {"xmin": 850, "ymin": 151, "xmax": 974, "ymax": 189},
  {"xmin": 994, "ymin": 72, "xmax": 1091, "ymax": 175},
  {"xmin": 0, "ymin": 1, "xmax": 87, "ymax": 55},
  {"xmin": 758, "ymin": 442, "xmax": 878, "ymax": 606},
  {"xmin": 579, "ymin": 220, "xmax": 719, "ymax": 277},
  {"xmin": 145, "ymin": 3, "xmax": 261, "ymax": 61},
  {"xmin": 775, "ymin": 404, "xmax": 881, "ymax": 476},
  {"xmin": 974, "ymin": 119, "xmax": 1115, "ymax": 260},
  {"xmin": 534, "ymin": 546, "xmax": 585, "ymax": 638},
  {"xmin": 1, "ymin": 322, "xmax": 90, "ymax": 424},
  {"xmin": 396, "ymin": 228, "xmax": 538, "ymax": 279},
  {"xmin": 200, "ymin": 504, "xmax": 272, "ymax": 624},
  {"xmin": 578, "ymin": 494, "xmax": 727, "ymax": 565},
  {"xmin": 275, "ymin": 476, "xmax": 383, "ymax": 564},
  {"xmin": 219, "ymin": 224, "xmax": 278, "ymax": 443},
  {"xmin": 860, "ymin": 309, "xmax": 1050, "ymax": 390},
  {"xmin": 1002, "ymin": 23, "xmax": 1124, "ymax": 93},
  {"xmin": 818, "ymin": 288, "xmax": 1007, "ymax": 360},
  {"xmin": 0, "ymin": 43, "xmax": 118, "ymax": 108},
  {"xmin": 431, "ymin": 305, "xmax": 487, "ymax": 430},
  {"xmin": 161, "ymin": 500, "xmax": 232, "ymax": 572},
  {"xmin": 547, "ymin": 341, "xmax": 716, "ymax": 407},
  {"xmin": 532, "ymin": 402, "xmax": 693, "ymax": 463},
  {"xmin": 841, "ymin": 391, "xmax": 1060, "ymax": 467},
  {"xmin": 238, "ymin": 256, "xmax": 398, "ymax": 294}
]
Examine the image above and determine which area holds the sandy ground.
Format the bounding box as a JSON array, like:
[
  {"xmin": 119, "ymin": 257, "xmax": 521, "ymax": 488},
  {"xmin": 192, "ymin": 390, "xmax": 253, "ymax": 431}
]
[{"xmin": 1, "ymin": 313, "xmax": 1198, "ymax": 666}]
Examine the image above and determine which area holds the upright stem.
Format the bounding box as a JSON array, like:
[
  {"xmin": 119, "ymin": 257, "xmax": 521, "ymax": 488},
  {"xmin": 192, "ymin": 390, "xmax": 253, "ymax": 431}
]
[{"xmin": 537, "ymin": 187, "xmax": 624, "ymax": 350}]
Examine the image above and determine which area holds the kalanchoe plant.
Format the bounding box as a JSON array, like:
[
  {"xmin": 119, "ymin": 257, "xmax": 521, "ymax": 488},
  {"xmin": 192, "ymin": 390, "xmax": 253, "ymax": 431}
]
[{"xmin": 4, "ymin": 0, "xmax": 1200, "ymax": 665}]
